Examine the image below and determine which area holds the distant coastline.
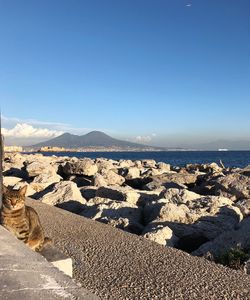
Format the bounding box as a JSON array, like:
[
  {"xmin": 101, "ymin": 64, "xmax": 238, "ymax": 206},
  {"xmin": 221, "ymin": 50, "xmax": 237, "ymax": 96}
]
[
  {"xmin": 24, "ymin": 146, "xmax": 249, "ymax": 152},
  {"xmin": 19, "ymin": 149, "xmax": 250, "ymax": 168},
  {"xmin": 23, "ymin": 147, "xmax": 223, "ymax": 153},
  {"xmin": 5, "ymin": 145, "xmax": 250, "ymax": 153}
]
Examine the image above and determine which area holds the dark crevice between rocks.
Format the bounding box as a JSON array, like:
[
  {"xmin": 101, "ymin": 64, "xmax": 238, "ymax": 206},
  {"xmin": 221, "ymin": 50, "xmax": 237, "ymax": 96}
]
[
  {"xmin": 175, "ymin": 234, "xmax": 210, "ymax": 253},
  {"xmin": 125, "ymin": 177, "xmax": 152, "ymax": 190}
]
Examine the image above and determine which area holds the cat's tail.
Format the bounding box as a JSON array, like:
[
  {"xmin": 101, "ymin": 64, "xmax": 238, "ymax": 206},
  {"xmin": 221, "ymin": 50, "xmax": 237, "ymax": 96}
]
[
  {"xmin": 43, "ymin": 236, "xmax": 53, "ymax": 247},
  {"xmin": 36, "ymin": 237, "xmax": 53, "ymax": 252}
]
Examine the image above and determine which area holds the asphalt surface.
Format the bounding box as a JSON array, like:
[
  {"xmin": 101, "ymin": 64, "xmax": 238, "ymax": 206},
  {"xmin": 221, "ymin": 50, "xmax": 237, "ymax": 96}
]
[{"xmin": 27, "ymin": 198, "xmax": 250, "ymax": 300}]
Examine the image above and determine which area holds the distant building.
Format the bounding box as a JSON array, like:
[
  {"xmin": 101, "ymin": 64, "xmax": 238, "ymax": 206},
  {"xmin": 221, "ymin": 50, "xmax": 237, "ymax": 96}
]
[
  {"xmin": 4, "ymin": 146, "xmax": 23, "ymax": 152},
  {"xmin": 39, "ymin": 146, "xmax": 66, "ymax": 152}
]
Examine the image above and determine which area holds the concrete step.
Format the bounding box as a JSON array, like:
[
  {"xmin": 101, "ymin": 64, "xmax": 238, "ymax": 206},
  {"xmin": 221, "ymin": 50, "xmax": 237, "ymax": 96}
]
[{"xmin": 41, "ymin": 245, "xmax": 73, "ymax": 278}]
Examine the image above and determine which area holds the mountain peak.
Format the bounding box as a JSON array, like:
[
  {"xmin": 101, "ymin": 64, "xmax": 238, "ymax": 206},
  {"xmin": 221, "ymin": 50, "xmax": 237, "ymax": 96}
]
[
  {"xmin": 32, "ymin": 131, "xmax": 154, "ymax": 149},
  {"xmin": 84, "ymin": 130, "xmax": 108, "ymax": 135},
  {"xmin": 60, "ymin": 132, "xmax": 72, "ymax": 136},
  {"xmin": 82, "ymin": 131, "xmax": 111, "ymax": 139}
]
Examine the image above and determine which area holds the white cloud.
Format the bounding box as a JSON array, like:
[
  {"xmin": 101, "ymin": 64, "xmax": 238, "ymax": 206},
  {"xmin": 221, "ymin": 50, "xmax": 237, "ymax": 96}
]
[
  {"xmin": 2, "ymin": 123, "xmax": 64, "ymax": 138},
  {"xmin": 135, "ymin": 135, "xmax": 153, "ymax": 143},
  {"xmin": 133, "ymin": 133, "xmax": 157, "ymax": 144},
  {"xmin": 2, "ymin": 115, "xmax": 113, "ymax": 135}
]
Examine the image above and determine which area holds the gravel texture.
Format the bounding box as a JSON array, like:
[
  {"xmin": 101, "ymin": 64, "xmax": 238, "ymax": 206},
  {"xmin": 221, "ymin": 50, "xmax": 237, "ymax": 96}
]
[{"xmin": 27, "ymin": 198, "xmax": 250, "ymax": 300}]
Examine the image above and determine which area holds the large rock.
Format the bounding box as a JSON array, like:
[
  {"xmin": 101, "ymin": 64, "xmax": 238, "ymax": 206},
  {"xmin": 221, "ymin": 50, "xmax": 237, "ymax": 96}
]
[
  {"xmin": 212, "ymin": 174, "xmax": 250, "ymax": 201},
  {"xmin": 124, "ymin": 167, "xmax": 141, "ymax": 179},
  {"xmin": 196, "ymin": 173, "xmax": 250, "ymax": 201},
  {"xmin": 24, "ymin": 153, "xmax": 53, "ymax": 164},
  {"xmin": 161, "ymin": 188, "xmax": 201, "ymax": 205},
  {"xmin": 80, "ymin": 197, "xmax": 143, "ymax": 233},
  {"xmin": 142, "ymin": 168, "xmax": 166, "ymax": 177},
  {"xmin": 153, "ymin": 173, "xmax": 197, "ymax": 185},
  {"xmin": 185, "ymin": 196, "xmax": 234, "ymax": 218},
  {"xmin": 96, "ymin": 186, "xmax": 140, "ymax": 205},
  {"xmin": 170, "ymin": 195, "xmax": 239, "ymax": 227},
  {"xmin": 186, "ymin": 163, "xmax": 223, "ymax": 174},
  {"xmin": 34, "ymin": 181, "xmax": 86, "ymax": 213},
  {"xmin": 143, "ymin": 173, "xmax": 197, "ymax": 190},
  {"xmin": 119, "ymin": 160, "xmax": 134, "ymax": 168},
  {"xmin": 142, "ymin": 223, "xmax": 178, "ymax": 247},
  {"xmin": 3, "ymin": 153, "xmax": 28, "ymax": 179},
  {"xmin": 134, "ymin": 160, "xmax": 142, "ymax": 168},
  {"xmin": 92, "ymin": 173, "xmax": 108, "ymax": 187},
  {"xmin": 3, "ymin": 176, "xmax": 22, "ymax": 187},
  {"xmin": 63, "ymin": 159, "xmax": 98, "ymax": 176},
  {"xmin": 101, "ymin": 169, "xmax": 125, "ymax": 186},
  {"xmin": 31, "ymin": 171, "xmax": 62, "ymax": 192},
  {"xmin": 144, "ymin": 200, "xmax": 190, "ymax": 224},
  {"xmin": 156, "ymin": 162, "xmax": 171, "ymax": 173},
  {"xmin": 190, "ymin": 205, "xmax": 243, "ymax": 241},
  {"xmin": 92, "ymin": 169, "xmax": 125, "ymax": 187},
  {"xmin": 95, "ymin": 158, "xmax": 115, "ymax": 172},
  {"xmin": 24, "ymin": 154, "xmax": 60, "ymax": 175},
  {"xmin": 4, "ymin": 153, "xmax": 26, "ymax": 171},
  {"xmin": 142, "ymin": 160, "xmax": 156, "ymax": 168},
  {"xmin": 13, "ymin": 181, "xmax": 37, "ymax": 197},
  {"xmin": 25, "ymin": 161, "xmax": 55, "ymax": 178},
  {"xmin": 193, "ymin": 217, "xmax": 250, "ymax": 258},
  {"xmin": 144, "ymin": 189, "xmax": 220, "ymax": 223},
  {"xmin": 144, "ymin": 195, "xmax": 242, "ymax": 243},
  {"xmin": 165, "ymin": 198, "xmax": 243, "ymax": 253}
]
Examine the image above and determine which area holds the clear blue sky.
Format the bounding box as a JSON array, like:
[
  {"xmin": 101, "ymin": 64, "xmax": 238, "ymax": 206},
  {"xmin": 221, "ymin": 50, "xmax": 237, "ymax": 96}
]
[{"xmin": 0, "ymin": 0, "xmax": 250, "ymax": 148}]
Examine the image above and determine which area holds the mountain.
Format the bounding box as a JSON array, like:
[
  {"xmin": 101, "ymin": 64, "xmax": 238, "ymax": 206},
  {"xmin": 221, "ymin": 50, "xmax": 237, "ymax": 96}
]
[
  {"xmin": 196, "ymin": 139, "xmax": 250, "ymax": 150},
  {"xmin": 31, "ymin": 131, "xmax": 158, "ymax": 149}
]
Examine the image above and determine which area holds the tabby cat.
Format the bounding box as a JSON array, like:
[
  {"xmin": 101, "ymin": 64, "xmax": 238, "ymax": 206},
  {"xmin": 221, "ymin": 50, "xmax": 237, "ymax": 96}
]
[{"xmin": 1, "ymin": 185, "xmax": 51, "ymax": 251}]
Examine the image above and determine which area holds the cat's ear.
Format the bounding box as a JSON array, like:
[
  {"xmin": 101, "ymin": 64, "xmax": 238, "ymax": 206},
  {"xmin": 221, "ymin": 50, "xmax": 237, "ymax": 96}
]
[{"xmin": 19, "ymin": 185, "xmax": 27, "ymax": 197}]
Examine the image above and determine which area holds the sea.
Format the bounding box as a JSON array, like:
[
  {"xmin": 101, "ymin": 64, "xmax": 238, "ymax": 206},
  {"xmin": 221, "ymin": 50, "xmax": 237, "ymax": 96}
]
[{"xmin": 29, "ymin": 151, "xmax": 250, "ymax": 169}]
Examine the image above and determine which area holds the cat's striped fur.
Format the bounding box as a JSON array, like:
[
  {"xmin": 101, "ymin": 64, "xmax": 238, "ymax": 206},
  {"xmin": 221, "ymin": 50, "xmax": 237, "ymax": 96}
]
[{"xmin": 1, "ymin": 185, "xmax": 51, "ymax": 251}]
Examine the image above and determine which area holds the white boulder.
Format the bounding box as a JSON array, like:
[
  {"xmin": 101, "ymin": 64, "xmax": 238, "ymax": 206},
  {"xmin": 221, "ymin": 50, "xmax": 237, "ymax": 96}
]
[
  {"xmin": 3, "ymin": 176, "xmax": 22, "ymax": 187},
  {"xmin": 142, "ymin": 224, "xmax": 178, "ymax": 247},
  {"xmin": 34, "ymin": 181, "xmax": 86, "ymax": 213},
  {"xmin": 80, "ymin": 197, "xmax": 143, "ymax": 233},
  {"xmin": 63, "ymin": 159, "xmax": 98, "ymax": 176}
]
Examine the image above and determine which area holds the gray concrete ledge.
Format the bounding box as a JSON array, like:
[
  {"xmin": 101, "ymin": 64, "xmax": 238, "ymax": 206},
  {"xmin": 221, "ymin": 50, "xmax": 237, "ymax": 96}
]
[
  {"xmin": 0, "ymin": 226, "xmax": 98, "ymax": 300},
  {"xmin": 41, "ymin": 245, "xmax": 73, "ymax": 278}
]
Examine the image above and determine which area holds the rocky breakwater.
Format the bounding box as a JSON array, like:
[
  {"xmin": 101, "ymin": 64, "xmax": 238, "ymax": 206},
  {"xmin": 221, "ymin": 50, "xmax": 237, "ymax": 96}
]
[{"xmin": 3, "ymin": 152, "xmax": 250, "ymax": 271}]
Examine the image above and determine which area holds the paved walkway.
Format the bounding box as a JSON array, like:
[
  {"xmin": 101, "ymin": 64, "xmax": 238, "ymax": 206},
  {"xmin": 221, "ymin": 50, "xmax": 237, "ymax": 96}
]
[
  {"xmin": 0, "ymin": 225, "xmax": 98, "ymax": 300},
  {"xmin": 27, "ymin": 198, "xmax": 250, "ymax": 300}
]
